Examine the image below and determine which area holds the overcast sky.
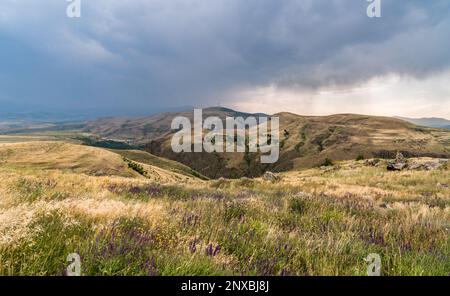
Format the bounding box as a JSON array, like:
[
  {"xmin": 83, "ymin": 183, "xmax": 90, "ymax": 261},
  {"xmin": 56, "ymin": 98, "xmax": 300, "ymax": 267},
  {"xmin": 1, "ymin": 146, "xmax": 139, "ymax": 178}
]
[{"xmin": 1, "ymin": 0, "xmax": 449, "ymax": 118}]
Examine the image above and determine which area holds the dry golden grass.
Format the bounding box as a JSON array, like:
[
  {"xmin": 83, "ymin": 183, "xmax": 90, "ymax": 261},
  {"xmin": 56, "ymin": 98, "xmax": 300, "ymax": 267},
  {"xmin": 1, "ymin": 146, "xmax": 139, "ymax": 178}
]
[
  {"xmin": 143, "ymin": 111, "xmax": 450, "ymax": 178},
  {"xmin": 0, "ymin": 141, "xmax": 137, "ymax": 177},
  {"xmin": 0, "ymin": 141, "xmax": 202, "ymax": 183},
  {"xmin": 278, "ymin": 159, "xmax": 450, "ymax": 203},
  {"xmin": 0, "ymin": 140, "xmax": 448, "ymax": 275}
]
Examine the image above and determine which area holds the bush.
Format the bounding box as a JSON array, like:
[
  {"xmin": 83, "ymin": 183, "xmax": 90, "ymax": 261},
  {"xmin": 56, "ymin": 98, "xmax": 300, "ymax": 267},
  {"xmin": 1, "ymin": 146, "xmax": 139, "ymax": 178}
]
[
  {"xmin": 294, "ymin": 142, "xmax": 303, "ymax": 152},
  {"xmin": 289, "ymin": 199, "xmax": 306, "ymax": 214},
  {"xmin": 321, "ymin": 158, "xmax": 333, "ymax": 167},
  {"xmin": 224, "ymin": 202, "xmax": 246, "ymax": 222},
  {"xmin": 123, "ymin": 157, "xmax": 147, "ymax": 176},
  {"xmin": 356, "ymin": 155, "xmax": 365, "ymax": 161}
]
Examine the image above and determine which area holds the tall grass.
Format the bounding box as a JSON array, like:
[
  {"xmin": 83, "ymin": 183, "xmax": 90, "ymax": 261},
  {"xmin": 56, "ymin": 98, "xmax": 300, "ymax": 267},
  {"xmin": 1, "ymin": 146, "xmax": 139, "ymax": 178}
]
[{"xmin": 0, "ymin": 161, "xmax": 449, "ymax": 275}]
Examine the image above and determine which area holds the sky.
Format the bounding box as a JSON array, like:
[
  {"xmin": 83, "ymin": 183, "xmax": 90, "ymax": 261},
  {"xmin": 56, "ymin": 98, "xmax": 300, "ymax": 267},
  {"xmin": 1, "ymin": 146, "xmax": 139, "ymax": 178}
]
[{"xmin": 0, "ymin": 0, "xmax": 449, "ymax": 118}]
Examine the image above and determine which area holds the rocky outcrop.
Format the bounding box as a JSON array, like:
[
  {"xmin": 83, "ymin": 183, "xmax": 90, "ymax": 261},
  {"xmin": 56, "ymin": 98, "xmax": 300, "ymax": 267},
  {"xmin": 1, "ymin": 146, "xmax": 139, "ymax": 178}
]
[
  {"xmin": 423, "ymin": 162, "xmax": 440, "ymax": 171},
  {"xmin": 387, "ymin": 152, "xmax": 408, "ymax": 171},
  {"xmin": 439, "ymin": 158, "xmax": 449, "ymax": 165},
  {"xmin": 262, "ymin": 171, "xmax": 281, "ymax": 182},
  {"xmin": 386, "ymin": 153, "xmax": 448, "ymax": 171},
  {"xmin": 408, "ymin": 162, "xmax": 423, "ymax": 170}
]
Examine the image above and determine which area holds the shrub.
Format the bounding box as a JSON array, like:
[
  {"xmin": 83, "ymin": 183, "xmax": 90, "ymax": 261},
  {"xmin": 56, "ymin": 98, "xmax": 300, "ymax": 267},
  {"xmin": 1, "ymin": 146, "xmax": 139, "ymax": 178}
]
[
  {"xmin": 123, "ymin": 157, "xmax": 147, "ymax": 176},
  {"xmin": 294, "ymin": 142, "xmax": 304, "ymax": 152},
  {"xmin": 356, "ymin": 155, "xmax": 365, "ymax": 161},
  {"xmin": 320, "ymin": 158, "xmax": 333, "ymax": 167},
  {"xmin": 289, "ymin": 199, "xmax": 306, "ymax": 215},
  {"xmin": 224, "ymin": 202, "xmax": 246, "ymax": 222}
]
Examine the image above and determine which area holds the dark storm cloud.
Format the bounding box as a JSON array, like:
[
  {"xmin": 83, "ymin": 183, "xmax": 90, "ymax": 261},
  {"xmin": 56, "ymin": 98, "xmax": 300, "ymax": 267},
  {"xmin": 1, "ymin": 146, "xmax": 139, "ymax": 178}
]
[{"xmin": 0, "ymin": 0, "xmax": 449, "ymax": 115}]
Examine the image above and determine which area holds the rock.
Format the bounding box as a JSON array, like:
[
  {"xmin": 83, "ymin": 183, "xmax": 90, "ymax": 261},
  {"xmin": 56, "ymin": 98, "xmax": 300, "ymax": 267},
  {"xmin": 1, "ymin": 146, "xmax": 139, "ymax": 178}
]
[
  {"xmin": 386, "ymin": 152, "xmax": 408, "ymax": 171},
  {"xmin": 262, "ymin": 171, "xmax": 281, "ymax": 182},
  {"xmin": 387, "ymin": 162, "xmax": 408, "ymax": 171},
  {"xmin": 423, "ymin": 161, "xmax": 441, "ymax": 171},
  {"xmin": 408, "ymin": 162, "xmax": 423, "ymax": 170},
  {"xmin": 404, "ymin": 159, "xmax": 446, "ymax": 171},
  {"xmin": 395, "ymin": 152, "xmax": 406, "ymax": 162}
]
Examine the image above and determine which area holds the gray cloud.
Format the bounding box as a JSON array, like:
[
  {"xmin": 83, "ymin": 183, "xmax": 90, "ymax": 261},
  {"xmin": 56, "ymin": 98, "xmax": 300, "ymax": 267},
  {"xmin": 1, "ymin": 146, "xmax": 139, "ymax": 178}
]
[{"xmin": 0, "ymin": 0, "xmax": 449, "ymax": 115}]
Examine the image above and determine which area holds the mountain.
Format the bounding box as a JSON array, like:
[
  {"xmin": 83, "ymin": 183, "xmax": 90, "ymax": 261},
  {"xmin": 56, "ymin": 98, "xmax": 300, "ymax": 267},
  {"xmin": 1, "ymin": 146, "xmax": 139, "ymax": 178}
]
[
  {"xmin": 4, "ymin": 107, "xmax": 450, "ymax": 178},
  {"xmin": 0, "ymin": 105, "xmax": 196, "ymax": 134},
  {"xmin": 83, "ymin": 107, "xmax": 266, "ymax": 144},
  {"xmin": 144, "ymin": 112, "xmax": 450, "ymax": 178},
  {"xmin": 395, "ymin": 116, "xmax": 450, "ymax": 129},
  {"xmin": 81, "ymin": 107, "xmax": 450, "ymax": 178}
]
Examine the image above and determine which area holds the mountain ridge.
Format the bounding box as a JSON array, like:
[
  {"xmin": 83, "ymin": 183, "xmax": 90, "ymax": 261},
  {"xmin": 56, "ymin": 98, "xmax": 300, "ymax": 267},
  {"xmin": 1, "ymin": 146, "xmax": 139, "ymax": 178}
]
[
  {"xmin": 2, "ymin": 107, "xmax": 450, "ymax": 179},
  {"xmin": 394, "ymin": 116, "xmax": 450, "ymax": 129},
  {"xmin": 135, "ymin": 108, "xmax": 450, "ymax": 178}
]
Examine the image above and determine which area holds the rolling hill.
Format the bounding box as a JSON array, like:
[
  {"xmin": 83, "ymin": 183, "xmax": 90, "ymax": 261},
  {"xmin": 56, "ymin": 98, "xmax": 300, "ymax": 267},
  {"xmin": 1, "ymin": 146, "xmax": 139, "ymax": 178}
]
[
  {"xmin": 109, "ymin": 149, "xmax": 208, "ymax": 180},
  {"xmin": 0, "ymin": 118, "xmax": 449, "ymax": 276},
  {"xmin": 79, "ymin": 107, "xmax": 450, "ymax": 178},
  {"xmin": 0, "ymin": 137, "xmax": 448, "ymax": 275},
  {"xmin": 395, "ymin": 116, "xmax": 450, "ymax": 129},
  {"xmin": 0, "ymin": 141, "xmax": 203, "ymax": 184},
  {"xmin": 145, "ymin": 112, "xmax": 449, "ymax": 178},
  {"xmin": 4, "ymin": 107, "xmax": 450, "ymax": 178},
  {"xmin": 83, "ymin": 107, "xmax": 265, "ymax": 144}
]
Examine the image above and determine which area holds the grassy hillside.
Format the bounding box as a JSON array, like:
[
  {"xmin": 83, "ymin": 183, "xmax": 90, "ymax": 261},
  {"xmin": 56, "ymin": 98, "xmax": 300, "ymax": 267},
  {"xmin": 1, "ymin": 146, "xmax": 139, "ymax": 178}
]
[
  {"xmin": 83, "ymin": 107, "xmax": 265, "ymax": 144},
  {"xmin": 109, "ymin": 149, "xmax": 209, "ymax": 180},
  {"xmin": 395, "ymin": 116, "xmax": 450, "ymax": 129},
  {"xmin": 0, "ymin": 141, "xmax": 137, "ymax": 178},
  {"xmin": 0, "ymin": 141, "xmax": 448, "ymax": 275},
  {"xmin": 0, "ymin": 111, "xmax": 448, "ymax": 275},
  {"xmin": 0, "ymin": 142, "xmax": 202, "ymax": 184},
  {"xmin": 6, "ymin": 108, "xmax": 450, "ymax": 178},
  {"xmin": 145, "ymin": 112, "xmax": 450, "ymax": 178},
  {"xmin": 274, "ymin": 113, "xmax": 450, "ymax": 168}
]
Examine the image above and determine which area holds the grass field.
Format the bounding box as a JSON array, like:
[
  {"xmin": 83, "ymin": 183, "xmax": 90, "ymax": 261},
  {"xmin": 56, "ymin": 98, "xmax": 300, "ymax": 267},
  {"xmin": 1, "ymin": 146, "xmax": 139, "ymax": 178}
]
[{"xmin": 0, "ymin": 141, "xmax": 448, "ymax": 275}]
